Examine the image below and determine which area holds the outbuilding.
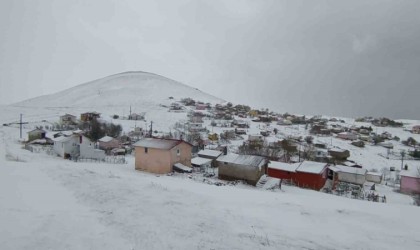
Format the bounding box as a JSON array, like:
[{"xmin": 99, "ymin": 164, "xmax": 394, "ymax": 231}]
[
  {"xmin": 216, "ymin": 153, "xmax": 267, "ymax": 186},
  {"xmin": 366, "ymin": 172, "xmax": 383, "ymax": 184}
]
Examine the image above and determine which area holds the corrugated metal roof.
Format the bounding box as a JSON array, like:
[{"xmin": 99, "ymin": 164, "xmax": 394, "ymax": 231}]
[
  {"xmin": 330, "ymin": 165, "xmax": 367, "ymax": 175},
  {"xmin": 197, "ymin": 149, "xmax": 222, "ymax": 158},
  {"xmin": 216, "ymin": 153, "xmax": 265, "ymax": 168},
  {"xmin": 133, "ymin": 138, "xmax": 184, "ymax": 150}
]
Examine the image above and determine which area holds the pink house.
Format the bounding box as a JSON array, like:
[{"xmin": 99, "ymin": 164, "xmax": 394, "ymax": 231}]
[
  {"xmin": 400, "ymin": 171, "xmax": 420, "ymax": 194},
  {"xmin": 412, "ymin": 125, "xmax": 420, "ymax": 134},
  {"xmin": 134, "ymin": 138, "xmax": 192, "ymax": 174}
]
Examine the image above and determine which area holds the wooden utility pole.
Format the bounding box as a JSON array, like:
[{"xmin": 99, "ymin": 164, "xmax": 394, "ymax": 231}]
[
  {"xmin": 13, "ymin": 114, "xmax": 29, "ymax": 139},
  {"xmin": 149, "ymin": 121, "xmax": 153, "ymax": 137}
]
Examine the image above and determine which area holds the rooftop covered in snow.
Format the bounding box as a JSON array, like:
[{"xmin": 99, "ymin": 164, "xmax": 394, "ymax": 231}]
[
  {"xmin": 216, "ymin": 153, "xmax": 266, "ymax": 168},
  {"xmin": 268, "ymin": 161, "xmax": 299, "ymax": 172},
  {"xmin": 197, "ymin": 149, "xmax": 222, "ymax": 158},
  {"xmin": 133, "ymin": 138, "xmax": 189, "ymax": 150},
  {"xmin": 296, "ymin": 161, "xmax": 328, "ymax": 174}
]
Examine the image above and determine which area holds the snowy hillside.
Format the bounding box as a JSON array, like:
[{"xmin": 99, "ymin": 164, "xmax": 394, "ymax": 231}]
[
  {"xmin": 5, "ymin": 71, "xmax": 224, "ymax": 132},
  {"xmin": 16, "ymin": 71, "xmax": 223, "ymax": 109}
]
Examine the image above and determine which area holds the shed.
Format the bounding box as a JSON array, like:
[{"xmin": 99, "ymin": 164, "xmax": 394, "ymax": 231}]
[
  {"xmin": 328, "ymin": 165, "xmax": 367, "ymax": 186},
  {"xmin": 98, "ymin": 136, "xmax": 121, "ymax": 152},
  {"xmin": 294, "ymin": 161, "xmax": 328, "ymax": 190},
  {"xmin": 27, "ymin": 129, "xmax": 46, "ymax": 142},
  {"xmin": 366, "ymin": 172, "xmax": 383, "ymax": 184},
  {"xmin": 216, "ymin": 153, "xmax": 267, "ymax": 186}
]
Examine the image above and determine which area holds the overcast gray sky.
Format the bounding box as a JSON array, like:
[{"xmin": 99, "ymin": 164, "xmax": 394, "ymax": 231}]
[{"xmin": 1, "ymin": 0, "xmax": 419, "ymax": 119}]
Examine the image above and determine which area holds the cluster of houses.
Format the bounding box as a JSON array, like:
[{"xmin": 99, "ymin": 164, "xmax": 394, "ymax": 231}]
[
  {"xmin": 132, "ymin": 137, "xmax": 393, "ymax": 195},
  {"xmin": 26, "ymin": 112, "xmax": 129, "ymax": 160},
  {"xmin": 23, "ymin": 100, "xmax": 420, "ymax": 197}
]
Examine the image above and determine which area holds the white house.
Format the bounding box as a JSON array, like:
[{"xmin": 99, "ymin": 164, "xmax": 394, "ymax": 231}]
[
  {"xmin": 337, "ymin": 132, "xmax": 358, "ymax": 141},
  {"xmin": 53, "ymin": 133, "xmax": 105, "ymax": 160},
  {"xmin": 366, "ymin": 172, "xmax": 383, "ymax": 184},
  {"xmin": 329, "ymin": 165, "xmax": 367, "ymax": 186}
]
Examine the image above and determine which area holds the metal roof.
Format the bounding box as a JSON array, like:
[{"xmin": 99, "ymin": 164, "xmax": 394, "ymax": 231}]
[
  {"xmin": 197, "ymin": 149, "xmax": 222, "ymax": 158},
  {"xmin": 216, "ymin": 153, "xmax": 265, "ymax": 168},
  {"xmin": 133, "ymin": 138, "xmax": 187, "ymax": 150}
]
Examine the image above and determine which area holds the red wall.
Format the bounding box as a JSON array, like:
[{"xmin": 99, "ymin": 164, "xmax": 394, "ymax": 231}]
[
  {"xmin": 293, "ymin": 172, "xmax": 327, "ymax": 190},
  {"xmin": 267, "ymin": 168, "xmax": 295, "ymax": 180},
  {"xmin": 267, "ymin": 167, "xmax": 327, "ymax": 190}
]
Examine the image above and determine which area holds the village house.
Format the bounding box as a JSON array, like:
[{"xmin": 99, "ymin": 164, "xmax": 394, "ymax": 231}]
[
  {"xmin": 267, "ymin": 161, "xmax": 328, "ymax": 190},
  {"xmin": 337, "ymin": 132, "xmax": 358, "ymax": 141},
  {"xmin": 98, "ymin": 135, "xmax": 121, "ymax": 153},
  {"xmin": 195, "ymin": 103, "xmax": 207, "ymax": 110},
  {"xmin": 133, "ymin": 138, "xmax": 192, "ymax": 174},
  {"xmin": 328, "ymin": 148, "xmax": 350, "ymax": 161},
  {"xmin": 80, "ymin": 112, "xmax": 100, "ymax": 122},
  {"xmin": 52, "ymin": 132, "xmax": 105, "ymax": 160},
  {"xmin": 400, "ymin": 167, "xmax": 420, "ymax": 194},
  {"xmin": 216, "ymin": 153, "xmax": 267, "ymax": 186},
  {"xmin": 128, "ymin": 113, "xmax": 144, "ymax": 120},
  {"xmin": 277, "ymin": 118, "xmax": 292, "ymax": 125},
  {"xmin": 327, "ymin": 165, "xmax": 367, "ymax": 187},
  {"xmin": 60, "ymin": 114, "xmax": 77, "ymax": 125},
  {"xmin": 366, "ymin": 172, "xmax": 383, "ymax": 184},
  {"xmin": 412, "ymin": 125, "xmax": 420, "ymax": 134},
  {"xmin": 197, "ymin": 149, "xmax": 223, "ymax": 167},
  {"xmin": 188, "ymin": 123, "xmax": 205, "ymax": 132},
  {"xmin": 248, "ymin": 134, "xmax": 264, "ymax": 143},
  {"xmin": 27, "ymin": 128, "xmax": 46, "ymax": 142}
]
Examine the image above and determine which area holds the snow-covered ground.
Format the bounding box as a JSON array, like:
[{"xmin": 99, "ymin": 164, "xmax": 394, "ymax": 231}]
[{"xmin": 1, "ymin": 114, "xmax": 420, "ymax": 249}]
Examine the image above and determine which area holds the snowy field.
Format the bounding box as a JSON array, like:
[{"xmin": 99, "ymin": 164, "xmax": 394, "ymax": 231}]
[{"xmin": 1, "ymin": 120, "xmax": 420, "ymax": 249}]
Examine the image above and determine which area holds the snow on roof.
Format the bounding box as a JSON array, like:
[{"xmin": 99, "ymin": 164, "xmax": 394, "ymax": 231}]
[
  {"xmin": 328, "ymin": 148, "xmax": 348, "ymax": 153},
  {"xmin": 191, "ymin": 157, "xmax": 212, "ymax": 166},
  {"xmin": 28, "ymin": 128, "xmax": 46, "ymax": 134},
  {"xmin": 99, "ymin": 136, "xmax": 115, "ymax": 142},
  {"xmin": 400, "ymin": 167, "xmax": 420, "ymax": 178},
  {"xmin": 133, "ymin": 138, "xmax": 184, "ymax": 150},
  {"xmin": 197, "ymin": 149, "xmax": 222, "ymax": 158},
  {"xmin": 216, "ymin": 153, "xmax": 265, "ymax": 169},
  {"xmin": 268, "ymin": 161, "xmax": 299, "ymax": 172},
  {"xmin": 173, "ymin": 163, "xmax": 192, "ymax": 173},
  {"xmin": 296, "ymin": 161, "xmax": 327, "ymax": 174},
  {"xmin": 52, "ymin": 136, "xmax": 73, "ymax": 143},
  {"xmin": 366, "ymin": 171, "xmax": 383, "ymax": 177},
  {"xmin": 331, "ymin": 165, "xmax": 367, "ymax": 175}
]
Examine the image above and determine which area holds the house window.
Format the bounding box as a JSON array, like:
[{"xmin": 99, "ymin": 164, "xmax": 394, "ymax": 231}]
[
  {"xmin": 144, "ymin": 147, "xmax": 148, "ymax": 153},
  {"xmin": 177, "ymin": 149, "xmax": 180, "ymax": 156}
]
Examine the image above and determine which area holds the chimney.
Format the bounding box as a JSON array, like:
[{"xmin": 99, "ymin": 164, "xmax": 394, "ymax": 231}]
[{"xmin": 223, "ymin": 146, "xmax": 228, "ymax": 155}]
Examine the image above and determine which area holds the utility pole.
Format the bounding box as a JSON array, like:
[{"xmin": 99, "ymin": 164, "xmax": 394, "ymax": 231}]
[
  {"xmin": 14, "ymin": 114, "xmax": 29, "ymax": 139},
  {"xmin": 129, "ymin": 105, "xmax": 132, "ymax": 119},
  {"xmin": 149, "ymin": 121, "xmax": 153, "ymax": 137}
]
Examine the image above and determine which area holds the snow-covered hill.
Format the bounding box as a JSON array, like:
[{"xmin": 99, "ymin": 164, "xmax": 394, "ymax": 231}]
[
  {"xmin": 16, "ymin": 71, "xmax": 223, "ymax": 109},
  {"xmin": 6, "ymin": 71, "xmax": 224, "ymax": 132}
]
